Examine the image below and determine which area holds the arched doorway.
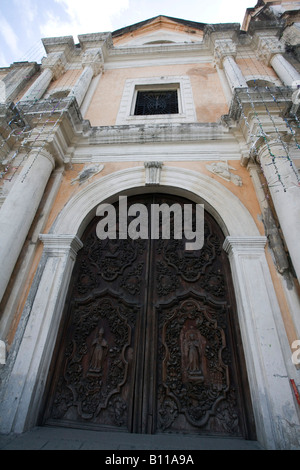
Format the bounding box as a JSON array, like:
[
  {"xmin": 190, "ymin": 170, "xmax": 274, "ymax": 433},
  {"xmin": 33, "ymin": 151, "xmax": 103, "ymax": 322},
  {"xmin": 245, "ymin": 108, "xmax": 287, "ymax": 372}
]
[{"xmin": 42, "ymin": 193, "xmax": 255, "ymax": 438}]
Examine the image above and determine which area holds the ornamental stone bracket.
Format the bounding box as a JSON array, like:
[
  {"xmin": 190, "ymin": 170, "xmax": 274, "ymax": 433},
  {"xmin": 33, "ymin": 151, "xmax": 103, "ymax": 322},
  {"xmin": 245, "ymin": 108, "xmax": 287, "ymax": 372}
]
[{"xmin": 144, "ymin": 161, "xmax": 163, "ymax": 185}]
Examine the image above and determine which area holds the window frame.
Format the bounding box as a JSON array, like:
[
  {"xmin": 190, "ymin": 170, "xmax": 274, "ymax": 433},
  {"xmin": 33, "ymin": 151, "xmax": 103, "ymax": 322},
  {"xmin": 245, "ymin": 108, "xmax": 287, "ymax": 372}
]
[
  {"xmin": 116, "ymin": 76, "xmax": 197, "ymax": 125},
  {"xmin": 133, "ymin": 86, "xmax": 180, "ymax": 116}
]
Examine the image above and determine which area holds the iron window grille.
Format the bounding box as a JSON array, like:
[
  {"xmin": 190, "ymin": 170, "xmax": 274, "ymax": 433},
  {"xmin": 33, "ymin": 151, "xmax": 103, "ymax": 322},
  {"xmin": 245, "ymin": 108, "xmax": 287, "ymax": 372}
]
[{"xmin": 134, "ymin": 90, "xmax": 179, "ymax": 115}]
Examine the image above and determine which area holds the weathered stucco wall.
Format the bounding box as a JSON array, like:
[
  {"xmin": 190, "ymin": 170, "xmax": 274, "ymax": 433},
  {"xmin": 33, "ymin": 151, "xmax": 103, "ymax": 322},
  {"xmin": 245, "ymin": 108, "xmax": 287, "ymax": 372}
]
[{"xmin": 84, "ymin": 64, "xmax": 229, "ymax": 126}]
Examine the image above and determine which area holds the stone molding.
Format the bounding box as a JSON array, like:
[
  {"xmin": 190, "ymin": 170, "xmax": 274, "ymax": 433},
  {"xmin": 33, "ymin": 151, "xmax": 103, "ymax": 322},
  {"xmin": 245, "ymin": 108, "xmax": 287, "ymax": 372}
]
[
  {"xmin": 78, "ymin": 32, "xmax": 113, "ymax": 52},
  {"xmin": 42, "ymin": 36, "xmax": 75, "ymax": 55}
]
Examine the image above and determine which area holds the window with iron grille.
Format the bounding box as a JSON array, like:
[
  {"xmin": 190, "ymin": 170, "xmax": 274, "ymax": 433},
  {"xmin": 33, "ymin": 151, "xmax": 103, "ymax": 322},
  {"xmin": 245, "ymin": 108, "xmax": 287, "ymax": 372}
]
[{"xmin": 134, "ymin": 90, "xmax": 179, "ymax": 115}]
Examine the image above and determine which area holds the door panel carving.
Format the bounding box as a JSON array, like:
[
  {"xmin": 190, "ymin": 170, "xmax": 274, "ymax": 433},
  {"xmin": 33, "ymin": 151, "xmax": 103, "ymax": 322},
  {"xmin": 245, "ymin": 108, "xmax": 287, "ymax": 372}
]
[
  {"xmin": 49, "ymin": 293, "xmax": 139, "ymax": 430},
  {"xmin": 43, "ymin": 194, "xmax": 255, "ymax": 439},
  {"xmin": 156, "ymin": 296, "xmax": 236, "ymax": 434}
]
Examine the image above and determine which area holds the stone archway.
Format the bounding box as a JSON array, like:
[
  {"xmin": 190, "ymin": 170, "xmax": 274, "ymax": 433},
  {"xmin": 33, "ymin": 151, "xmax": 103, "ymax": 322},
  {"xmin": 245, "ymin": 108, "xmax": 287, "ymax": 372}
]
[
  {"xmin": 0, "ymin": 166, "xmax": 298, "ymax": 449},
  {"xmin": 42, "ymin": 193, "xmax": 255, "ymax": 438}
]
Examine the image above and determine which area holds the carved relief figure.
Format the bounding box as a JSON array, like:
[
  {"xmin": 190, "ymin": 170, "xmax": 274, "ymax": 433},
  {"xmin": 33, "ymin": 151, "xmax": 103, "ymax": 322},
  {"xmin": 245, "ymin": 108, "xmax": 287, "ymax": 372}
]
[
  {"xmin": 181, "ymin": 327, "xmax": 204, "ymax": 382},
  {"xmin": 187, "ymin": 333, "xmax": 202, "ymax": 374},
  {"xmin": 89, "ymin": 327, "xmax": 108, "ymax": 372}
]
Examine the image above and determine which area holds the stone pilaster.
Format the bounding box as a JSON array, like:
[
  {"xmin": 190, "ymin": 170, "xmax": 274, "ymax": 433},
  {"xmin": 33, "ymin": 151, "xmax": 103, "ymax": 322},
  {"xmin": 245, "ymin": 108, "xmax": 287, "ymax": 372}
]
[
  {"xmin": 255, "ymin": 138, "xmax": 300, "ymax": 282},
  {"xmin": 0, "ymin": 234, "xmax": 83, "ymax": 434},
  {"xmin": 20, "ymin": 52, "xmax": 66, "ymax": 101},
  {"xmin": 223, "ymin": 236, "xmax": 300, "ymax": 449},
  {"xmin": 214, "ymin": 39, "xmax": 247, "ymax": 90},
  {"xmin": 71, "ymin": 49, "xmax": 103, "ymax": 107},
  {"xmin": 255, "ymin": 34, "xmax": 300, "ymax": 87},
  {"xmin": 0, "ymin": 147, "xmax": 55, "ymax": 303},
  {"xmin": 0, "ymin": 62, "xmax": 39, "ymax": 104}
]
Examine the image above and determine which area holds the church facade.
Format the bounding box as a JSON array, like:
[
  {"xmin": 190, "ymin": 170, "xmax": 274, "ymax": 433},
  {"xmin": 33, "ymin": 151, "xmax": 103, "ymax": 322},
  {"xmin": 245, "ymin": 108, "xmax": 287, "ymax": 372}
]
[{"xmin": 0, "ymin": 0, "xmax": 300, "ymax": 449}]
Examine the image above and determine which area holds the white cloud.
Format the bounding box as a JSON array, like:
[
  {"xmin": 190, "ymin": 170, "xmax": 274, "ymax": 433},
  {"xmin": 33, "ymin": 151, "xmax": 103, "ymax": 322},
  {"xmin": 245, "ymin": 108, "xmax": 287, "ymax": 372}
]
[
  {"xmin": 0, "ymin": 12, "xmax": 21, "ymax": 60},
  {"xmin": 0, "ymin": 49, "xmax": 9, "ymax": 68},
  {"xmin": 215, "ymin": 0, "xmax": 257, "ymax": 24},
  {"xmin": 40, "ymin": 0, "xmax": 129, "ymax": 40},
  {"xmin": 13, "ymin": 0, "xmax": 38, "ymax": 24}
]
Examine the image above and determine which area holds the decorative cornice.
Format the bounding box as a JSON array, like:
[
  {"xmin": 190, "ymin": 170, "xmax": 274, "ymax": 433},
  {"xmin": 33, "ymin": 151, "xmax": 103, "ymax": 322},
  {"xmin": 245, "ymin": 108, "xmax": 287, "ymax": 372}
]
[
  {"xmin": 42, "ymin": 36, "xmax": 75, "ymax": 54},
  {"xmin": 78, "ymin": 32, "xmax": 113, "ymax": 51},
  {"xmin": 247, "ymin": 20, "xmax": 285, "ymax": 38},
  {"xmin": 86, "ymin": 122, "xmax": 230, "ymax": 145}
]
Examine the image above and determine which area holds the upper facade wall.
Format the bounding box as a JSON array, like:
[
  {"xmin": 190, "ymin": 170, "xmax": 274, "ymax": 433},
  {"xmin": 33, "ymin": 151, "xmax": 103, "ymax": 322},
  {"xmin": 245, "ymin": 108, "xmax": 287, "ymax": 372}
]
[
  {"xmin": 1, "ymin": 16, "xmax": 296, "ymax": 128},
  {"xmin": 84, "ymin": 63, "xmax": 229, "ymax": 126}
]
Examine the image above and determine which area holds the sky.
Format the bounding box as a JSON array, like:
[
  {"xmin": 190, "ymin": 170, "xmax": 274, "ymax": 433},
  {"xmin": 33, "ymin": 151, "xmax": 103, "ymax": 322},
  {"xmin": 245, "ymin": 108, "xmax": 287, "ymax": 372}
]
[{"xmin": 0, "ymin": 0, "xmax": 258, "ymax": 67}]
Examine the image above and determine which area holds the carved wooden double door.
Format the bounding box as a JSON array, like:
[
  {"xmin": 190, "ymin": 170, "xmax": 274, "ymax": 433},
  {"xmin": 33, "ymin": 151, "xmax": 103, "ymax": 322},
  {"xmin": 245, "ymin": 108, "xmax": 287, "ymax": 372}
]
[{"xmin": 43, "ymin": 194, "xmax": 255, "ymax": 438}]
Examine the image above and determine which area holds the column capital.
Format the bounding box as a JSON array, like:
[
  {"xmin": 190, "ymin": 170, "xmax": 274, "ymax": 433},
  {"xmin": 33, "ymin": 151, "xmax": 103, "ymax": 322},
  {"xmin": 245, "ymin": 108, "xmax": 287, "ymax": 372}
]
[
  {"xmin": 250, "ymin": 134, "xmax": 292, "ymax": 164},
  {"xmin": 223, "ymin": 236, "xmax": 267, "ymax": 256},
  {"xmin": 82, "ymin": 49, "xmax": 104, "ymax": 77},
  {"xmin": 39, "ymin": 234, "xmax": 83, "ymax": 257},
  {"xmin": 254, "ymin": 34, "xmax": 285, "ymax": 66},
  {"xmin": 41, "ymin": 52, "xmax": 66, "ymax": 80},
  {"xmin": 214, "ymin": 39, "xmax": 237, "ymax": 68},
  {"xmin": 27, "ymin": 146, "xmax": 56, "ymax": 170}
]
